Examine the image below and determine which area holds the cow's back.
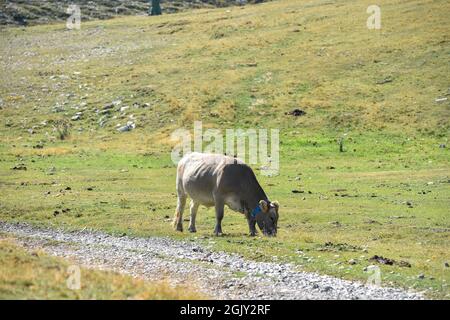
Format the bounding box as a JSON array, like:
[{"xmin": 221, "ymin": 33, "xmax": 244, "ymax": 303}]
[{"xmin": 177, "ymin": 153, "xmax": 237, "ymax": 206}]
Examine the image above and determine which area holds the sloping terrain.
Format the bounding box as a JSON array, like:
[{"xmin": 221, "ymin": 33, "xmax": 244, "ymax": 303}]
[
  {"xmin": 0, "ymin": 0, "xmax": 267, "ymax": 26},
  {"xmin": 0, "ymin": 0, "xmax": 449, "ymax": 299},
  {"xmin": 1, "ymin": 0, "xmax": 448, "ymax": 136}
]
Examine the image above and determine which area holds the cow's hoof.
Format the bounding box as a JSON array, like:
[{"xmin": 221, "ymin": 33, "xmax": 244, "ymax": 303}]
[
  {"xmin": 188, "ymin": 227, "xmax": 197, "ymax": 233},
  {"xmin": 214, "ymin": 232, "xmax": 223, "ymax": 237},
  {"xmin": 175, "ymin": 225, "xmax": 183, "ymax": 232}
]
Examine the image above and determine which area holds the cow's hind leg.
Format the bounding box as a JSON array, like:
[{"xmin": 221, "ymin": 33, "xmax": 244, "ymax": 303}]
[
  {"xmin": 213, "ymin": 198, "xmax": 224, "ymax": 236},
  {"xmin": 188, "ymin": 200, "xmax": 199, "ymax": 233},
  {"xmin": 173, "ymin": 192, "xmax": 186, "ymax": 232}
]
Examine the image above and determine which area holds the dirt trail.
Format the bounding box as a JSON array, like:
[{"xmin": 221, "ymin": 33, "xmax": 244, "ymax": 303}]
[{"xmin": 0, "ymin": 222, "xmax": 423, "ymax": 300}]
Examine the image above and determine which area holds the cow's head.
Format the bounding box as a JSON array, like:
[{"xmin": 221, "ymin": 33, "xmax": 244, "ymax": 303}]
[{"xmin": 256, "ymin": 200, "xmax": 279, "ymax": 236}]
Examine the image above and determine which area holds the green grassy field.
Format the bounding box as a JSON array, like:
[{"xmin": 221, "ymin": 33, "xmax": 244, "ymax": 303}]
[{"xmin": 0, "ymin": 0, "xmax": 449, "ymax": 298}]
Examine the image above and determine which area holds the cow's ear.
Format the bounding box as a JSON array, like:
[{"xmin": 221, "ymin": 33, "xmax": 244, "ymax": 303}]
[
  {"xmin": 259, "ymin": 200, "xmax": 269, "ymax": 213},
  {"xmin": 271, "ymin": 201, "xmax": 279, "ymax": 211}
]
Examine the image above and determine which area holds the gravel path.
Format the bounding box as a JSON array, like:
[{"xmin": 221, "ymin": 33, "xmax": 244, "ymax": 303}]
[{"xmin": 0, "ymin": 221, "xmax": 423, "ymax": 300}]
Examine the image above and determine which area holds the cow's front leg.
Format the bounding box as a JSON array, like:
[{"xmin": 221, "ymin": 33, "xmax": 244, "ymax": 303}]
[
  {"xmin": 214, "ymin": 198, "xmax": 224, "ymax": 236},
  {"xmin": 246, "ymin": 213, "xmax": 257, "ymax": 236},
  {"xmin": 188, "ymin": 200, "xmax": 199, "ymax": 233}
]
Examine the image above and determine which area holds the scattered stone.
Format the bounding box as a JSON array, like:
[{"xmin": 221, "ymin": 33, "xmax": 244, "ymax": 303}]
[
  {"xmin": 99, "ymin": 109, "xmax": 111, "ymax": 115},
  {"xmin": 365, "ymin": 219, "xmax": 381, "ymax": 225},
  {"xmin": 398, "ymin": 261, "xmax": 412, "ymax": 268},
  {"xmin": 369, "ymin": 255, "xmax": 394, "ymax": 265},
  {"xmin": 11, "ymin": 163, "xmax": 27, "ymax": 170},
  {"xmin": 71, "ymin": 114, "xmax": 82, "ymax": 121},
  {"xmin": 98, "ymin": 115, "xmax": 108, "ymax": 127},
  {"xmin": 33, "ymin": 142, "xmax": 44, "ymax": 149},
  {"xmin": 285, "ymin": 108, "xmax": 306, "ymax": 117},
  {"xmin": 237, "ymin": 62, "xmax": 257, "ymax": 67},
  {"xmin": 117, "ymin": 121, "xmax": 136, "ymax": 132},
  {"xmin": 376, "ymin": 76, "xmax": 393, "ymax": 84},
  {"xmin": 348, "ymin": 259, "xmax": 357, "ymax": 265},
  {"xmin": 0, "ymin": 222, "xmax": 424, "ymax": 300},
  {"xmin": 317, "ymin": 242, "xmax": 362, "ymax": 252},
  {"xmin": 417, "ymin": 274, "xmax": 425, "ymax": 279},
  {"xmin": 435, "ymin": 97, "xmax": 447, "ymax": 103},
  {"xmin": 368, "ymin": 255, "xmax": 411, "ymax": 268},
  {"xmin": 330, "ymin": 221, "xmax": 341, "ymax": 227},
  {"xmin": 445, "ymin": 262, "xmax": 449, "ymax": 268}
]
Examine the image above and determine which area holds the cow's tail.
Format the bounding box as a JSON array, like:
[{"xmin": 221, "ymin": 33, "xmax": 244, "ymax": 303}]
[{"xmin": 173, "ymin": 161, "xmax": 186, "ymax": 231}]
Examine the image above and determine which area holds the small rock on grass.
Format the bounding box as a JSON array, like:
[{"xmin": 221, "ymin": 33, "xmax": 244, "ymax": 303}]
[
  {"xmin": 376, "ymin": 76, "xmax": 393, "ymax": 84},
  {"xmin": 71, "ymin": 112, "xmax": 82, "ymax": 121},
  {"xmin": 117, "ymin": 121, "xmax": 135, "ymax": 132},
  {"xmin": 285, "ymin": 108, "xmax": 306, "ymax": 117},
  {"xmin": 397, "ymin": 260, "xmax": 412, "ymax": 268},
  {"xmin": 369, "ymin": 255, "xmax": 394, "ymax": 265},
  {"xmin": 11, "ymin": 163, "xmax": 27, "ymax": 170}
]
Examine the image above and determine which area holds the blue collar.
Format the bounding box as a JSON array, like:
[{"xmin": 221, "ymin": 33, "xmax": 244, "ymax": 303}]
[{"xmin": 251, "ymin": 205, "xmax": 262, "ymax": 218}]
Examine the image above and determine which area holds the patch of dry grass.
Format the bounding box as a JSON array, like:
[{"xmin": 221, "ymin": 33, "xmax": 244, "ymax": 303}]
[{"xmin": 0, "ymin": 237, "xmax": 206, "ymax": 300}]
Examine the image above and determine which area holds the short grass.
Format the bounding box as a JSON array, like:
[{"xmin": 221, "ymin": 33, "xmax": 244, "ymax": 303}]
[
  {"xmin": 0, "ymin": 0, "xmax": 449, "ymax": 298},
  {"xmin": 0, "ymin": 237, "xmax": 205, "ymax": 299}
]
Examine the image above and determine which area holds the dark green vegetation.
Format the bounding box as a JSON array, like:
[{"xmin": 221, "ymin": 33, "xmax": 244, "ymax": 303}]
[{"xmin": 0, "ymin": 0, "xmax": 449, "ymax": 298}]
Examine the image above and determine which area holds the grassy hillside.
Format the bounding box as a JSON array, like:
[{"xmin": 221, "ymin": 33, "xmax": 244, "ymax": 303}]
[
  {"xmin": 0, "ymin": 0, "xmax": 264, "ymax": 26},
  {"xmin": 0, "ymin": 0, "xmax": 449, "ymax": 298}
]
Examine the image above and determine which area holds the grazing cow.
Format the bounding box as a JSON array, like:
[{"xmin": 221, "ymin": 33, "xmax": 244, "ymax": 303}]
[{"xmin": 173, "ymin": 152, "xmax": 279, "ymax": 236}]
